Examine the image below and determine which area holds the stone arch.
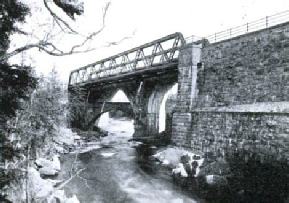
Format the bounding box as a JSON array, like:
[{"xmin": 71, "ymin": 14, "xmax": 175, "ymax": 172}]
[
  {"xmin": 159, "ymin": 83, "xmax": 178, "ymax": 133},
  {"xmin": 146, "ymin": 82, "xmax": 177, "ymax": 135},
  {"xmin": 95, "ymin": 88, "xmax": 135, "ymax": 127}
]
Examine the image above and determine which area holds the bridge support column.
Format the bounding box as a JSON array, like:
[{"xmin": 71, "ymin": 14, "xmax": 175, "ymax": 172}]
[
  {"xmin": 132, "ymin": 79, "xmax": 178, "ymax": 138},
  {"xmin": 131, "ymin": 81, "xmax": 147, "ymax": 138},
  {"xmin": 133, "ymin": 109, "xmax": 146, "ymax": 137},
  {"xmin": 172, "ymin": 42, "xmax": 202, "ymax": 146}
]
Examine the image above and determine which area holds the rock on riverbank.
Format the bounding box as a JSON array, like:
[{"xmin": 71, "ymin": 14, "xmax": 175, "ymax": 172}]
[
  {"xmin": 153, "ymin": 147, "xmax": 231, "ymax": 198},
  {"xmin": 4, "ymin": 126, "xmax": 82, "ymax": 203}
]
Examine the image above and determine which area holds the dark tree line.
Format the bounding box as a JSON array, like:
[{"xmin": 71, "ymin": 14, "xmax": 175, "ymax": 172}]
[
  {"xmin": 0, "ymin": 0, "xmax": 86, "ymax": 200},
  {"xmin": 0, "ymin": 1, "xmax": 37, "ymax": 199}
]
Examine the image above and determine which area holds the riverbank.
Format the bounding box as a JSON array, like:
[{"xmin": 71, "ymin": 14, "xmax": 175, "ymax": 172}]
[
  {"xmin": 55, "ymin": 118, "xmax": 205, "ymax": 203},
  {"xmin": 7, "ymin": 117, "xmax": 287, "ymax": 202},
  {"xmin": 3, "ymin": 126, "xmax": 99, "ymax": 203}
]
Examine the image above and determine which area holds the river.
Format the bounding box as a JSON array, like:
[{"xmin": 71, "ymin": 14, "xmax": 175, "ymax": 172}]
[{"xmin": 58, "ymin": 117, "xmax": 205, "ymax": 203}]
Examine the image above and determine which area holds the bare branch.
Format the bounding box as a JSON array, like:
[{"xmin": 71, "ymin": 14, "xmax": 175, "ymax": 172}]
[
  {"xmin": 2, "ymin": 1, "xmax": 135, "ymax": 65},
  {"xmin": 1, "ymin": 43, "xmax": 44, "ymax": 62},
  {"xmin": 13, "ymin": 27, "xmax": 29, "ymax": 36},
  {"xmin": 1, "ymin": 41, "xmax": 89, "ymax": 61},
  {"xmin": 43, "ymin": 0, "xmax": 78, "ymax": 34},
  {"xmin": 103, "ymin": 29, "xmax": 136, "ymax": 47},
  {"xmin": 3, "ymin": 31, "xmax": 134, "ymax": 62},
  {"xmin": 69, "ymin": 2, "xmax": 111, "ymax": 53}
]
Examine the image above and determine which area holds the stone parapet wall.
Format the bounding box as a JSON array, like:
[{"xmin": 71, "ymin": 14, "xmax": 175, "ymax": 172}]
[{"xmin": 197, "ymin": 23, "xmax": 289, "ymax": 108}]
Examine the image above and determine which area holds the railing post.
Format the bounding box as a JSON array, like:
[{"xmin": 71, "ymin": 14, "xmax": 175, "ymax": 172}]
[
  {"xmin": 266, "ymin": 16, "xmax": 268, "ymax": 28},
  {"xmin": 215, "ymin": 33, "xmax": 217, "ymax": 42},
  {"xmin": 246, "ymin": 23, "xmax": 249, "ymax": 32}
]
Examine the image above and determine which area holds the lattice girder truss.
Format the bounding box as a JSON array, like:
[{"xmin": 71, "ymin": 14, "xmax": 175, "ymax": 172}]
[{"xmin": 69, "ymin": 32, "xmax": 185, "ymax": 85}]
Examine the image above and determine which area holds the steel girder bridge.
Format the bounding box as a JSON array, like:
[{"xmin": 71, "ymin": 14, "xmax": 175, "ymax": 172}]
[
  {"xmin": 68, "ymin": 32, "xmax": 186, "ymax": 88},
  {"xmin": 68, "ymin": 32, "xmax": 188, "ymax": 137}
]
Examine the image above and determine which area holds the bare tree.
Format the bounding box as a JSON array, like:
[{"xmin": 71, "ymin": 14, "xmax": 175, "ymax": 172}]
[{"xmin": 1, "ymin": 0, "xmax": 134, "ymax": 63}]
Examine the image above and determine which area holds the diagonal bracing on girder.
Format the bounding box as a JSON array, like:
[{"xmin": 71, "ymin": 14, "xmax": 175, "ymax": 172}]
[{"xmin": 68, "ymin": 32, "xmax": 186, "ymax": 86}]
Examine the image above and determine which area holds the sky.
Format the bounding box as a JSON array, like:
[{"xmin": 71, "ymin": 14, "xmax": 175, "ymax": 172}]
[{"xmin": 10, "ymin": 0, "xmax": 289, "ymax": 82}]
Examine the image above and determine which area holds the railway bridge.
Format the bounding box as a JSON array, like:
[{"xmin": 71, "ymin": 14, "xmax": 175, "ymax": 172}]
[
  {"xmin": 67, "ymin": 11, "xmax": 289, "ymax": 201},
  {"xmin": 68, "ymin": 32, "xmax": 203, "ymax": 137},
  {"xmin": 69, "ymin": 10, "xmax": 289, "ymax": 165}
]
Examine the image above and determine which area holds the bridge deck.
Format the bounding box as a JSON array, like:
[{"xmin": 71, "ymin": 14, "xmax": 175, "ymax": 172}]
[
  {"xmin": 68, "ymin": 33, "xmax": 185, "ymax": 87},
  {"xmin": 73, "ymin": 60, "xmax": 178, "ymax": 89}
]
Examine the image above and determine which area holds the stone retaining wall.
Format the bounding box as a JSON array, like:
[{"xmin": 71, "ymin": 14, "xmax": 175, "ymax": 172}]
[
  {"xmin": 172, "ymin": 23, "xmax": 289, "ymax": 164},
  {"xmin": 172, "ymin": 111, "xmax": 289, "ymax": 163},
  {"xmin": 196, "ymin": 23, "xmax": 289, "ymax": 108}
]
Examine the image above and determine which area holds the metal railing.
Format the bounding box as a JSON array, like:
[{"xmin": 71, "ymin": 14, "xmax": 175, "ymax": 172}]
[
  {"xmin": 69, "ymin": 32, "xmax": 185, "ymax": 86},
  {"xmin": 205, "ymin": 10, "xmax": 289, "ymax": 43}
]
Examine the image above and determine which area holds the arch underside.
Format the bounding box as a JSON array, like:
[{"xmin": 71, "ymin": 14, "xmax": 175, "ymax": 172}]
[
  {"xmin": 146, "ymin": 82, "xmax": 177, "ymax": 135},
  {"xmin": 69, "ymin": 69, "xmax": 178, "ymax": 137}
]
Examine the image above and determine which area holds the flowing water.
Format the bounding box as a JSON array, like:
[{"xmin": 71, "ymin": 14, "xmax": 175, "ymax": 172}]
[{"xmin": 58, "ymin": 117, "xmax": 205, "ymax": 203}]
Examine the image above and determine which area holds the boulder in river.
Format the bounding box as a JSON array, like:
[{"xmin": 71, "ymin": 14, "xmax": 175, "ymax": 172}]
[
  {"xmin": 162, "ymin": 160, "xmax": 170, "ymax": 165},
  {"xmin": 29, "ymin": 168, "xmax": 54, "ymax": 201},
  {"xmin": 35, "ymin": 158, "xmax": 52, "ymax": 168},
  {"xmin": 184, "ymin": 161, "xmax": 198, "ymax": 178},
  {"xmin": 172, "ymin": 163, "xmax": 188, "ymax": 178},
  {"xmin": 52, "ymin": 155, "xmax": 61, "ymax": 171},
  {"xmin": 36, "ymin": 155, "xmax": 61, "ymax": 176},
  {"xmin": 180, "ymin": 154, "xmax": 191, "ymax": 164},
  {"xmin": 54, "ymin": 127, "xmax": 76, "ymax": 146},
  {"xmin": 172, "ymin": 163, "xmax": 190, "ymax": 186},
  {"xmin": 39, "ymin": 167, "xmax": 59, "ymax": 176}
]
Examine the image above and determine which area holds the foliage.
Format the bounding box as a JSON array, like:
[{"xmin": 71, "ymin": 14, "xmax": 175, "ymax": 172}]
[
  {"xmin": 0, "ymin": 64, "xmax": 37, "ymax": 117},
  {"xmin": 67, "ymin": 86, "xmax": 90, "ymax": 130},
  {"xmin": 0, "ymin": 69, "xmax": 67, "ymax": 201},
  {"xmin": 0, "ymin": 63, "xmax": 36, "ymax": 163},
  {"xmin": 0, "ymin": 0, "xmax": 30, "ymax": 55},
  {"xmin": 68, "ymin": 86, "xmax": 110, "ymax": 130},
  {"xmin": 0, "ymin": 0, "xmax": 33, "ymax": 113},
  {"xmin": 0, "ymin": 4, "xmax": 37, "ymax": 198},
  {"xmin": 30, "ymin": 69, "xmax": 67, "ymax": 131},
  {"xmin": 0, "ymin": 0, "xmax": 34, "ymax": 120},
  {"xmin": 8, "ymin": 69, "xmax": 66, "ymax": 157},
  {"xmin": 53, "ymin": 0, "xmax": 84, "ymax": 19}
]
